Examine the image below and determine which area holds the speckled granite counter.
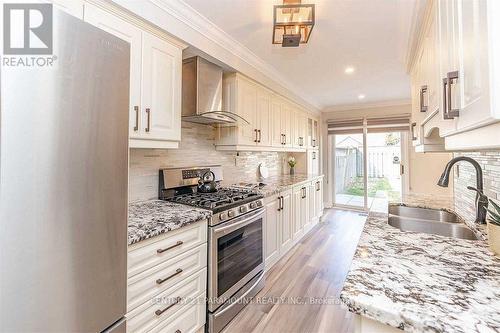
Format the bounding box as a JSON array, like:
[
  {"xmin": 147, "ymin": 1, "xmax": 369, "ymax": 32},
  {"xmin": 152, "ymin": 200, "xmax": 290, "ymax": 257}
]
[
  {"xmin": 235, "ymin": 174, "xmax": 324, "ymax": 197},
  {"xmin": 128, "ymin": 200, "xmax": 212, "ymax": 245},
  {"xmin": 340, "ymin": 205, "xmax": 500, "ymax": 332}
]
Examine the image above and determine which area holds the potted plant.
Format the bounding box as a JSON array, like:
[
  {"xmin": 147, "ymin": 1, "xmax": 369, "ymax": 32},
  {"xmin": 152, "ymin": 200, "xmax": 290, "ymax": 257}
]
[
  {"xmin": 288, "ymin": 157, "xmax": 297, "ymax": 175},
  {"xmin": 486, "ymin": 199, "xmax": 500, "ymax": 256}
]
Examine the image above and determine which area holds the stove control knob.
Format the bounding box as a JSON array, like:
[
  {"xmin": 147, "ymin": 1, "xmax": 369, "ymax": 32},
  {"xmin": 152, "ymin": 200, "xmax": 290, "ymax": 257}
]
[
  {"xmin": 256, "ymin": 200, "xmax": 263, "ymax": 207},
  {"xmin": 228, "ymin": 210, "xmax": 235, "ymax": 218},
  {"xmin": 240, "ymin": 206, "xmax": 247, "ymax": 213},
  {"xmin": 219, "ymin": 212, "xmax": 228, "ymax": 221},
  {"xmin": 249, "ymin": 202, "xmax": 257, "ymax": 209}
]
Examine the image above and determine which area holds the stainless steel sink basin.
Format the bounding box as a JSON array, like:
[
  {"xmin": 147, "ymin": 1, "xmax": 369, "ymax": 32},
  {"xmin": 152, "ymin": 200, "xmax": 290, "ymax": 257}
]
[
  {"xmin": 388, "ymin": 205, "xmax": 459, "ymax": 223},
  {"xmin": 388, "ymin": 216, "xmax": 478, "ymax": 240},
  {"xmin": 388, "ymin": 205, "xmax": 478, "ymax": 240}
]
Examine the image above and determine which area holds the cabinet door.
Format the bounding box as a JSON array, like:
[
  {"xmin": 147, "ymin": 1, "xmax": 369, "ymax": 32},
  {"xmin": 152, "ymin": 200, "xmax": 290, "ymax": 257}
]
[
  {"xmin": 312, "ymin": 119, "xmax": 319, "ymax": 148},
  {"xmin": 426, "ymin": 7, "xmax": 440, "ymax": 115},
  {"xmin": 141, "ymin": 33, "xmax": 182, "ymax": 142},
  {"xmin": 454, "ymin": 0, "xmax": 493, "ymax": 132},
  {"xmin": 315, "ymin": 179, "xmax": 324, "ymax": 219},
  {"xmin": 305, "ymin": 183, "xmax": 315, "ymax": 231},
  {"xmin": 293, "ymin": 111, "xmax": 306, "ymax": 148},
  {"xmin": 307, "ymin": 150, "xmax": 319, "ymax": 175},
  {"xmin": 265, "ymin": 198, "xmax": 280, "ymax": 269},
  {"xmin": 84, "ymin": 3, "xmax": 142, "ymax": 137},
  {"xmin": 292, "ymin": 187, "xmax": 305, "ymax": 241},
  {"xmin": 271, "ymin": 96, "xmax": 283, "ymax": 147},
  {"xmin": 437, "ymin": 0, "xmax": 459, "ymax": 136},
  {"xmin": 281, "ymin": 104, "xmax": 293, "ymax": 146},
  {"xmin": 280, "ymin": 192, "xmax": 293, "ymax": 254},
  {"xmin": 237, "ymin": 79, "xmax": 258, "ymax": 145},
  {"xmin": 306, "ymin": 118, "xmax": 313, "ymax": 148},
  {"xmin": 257, "ymin": 89, "xmax": 272, "ymax": 146}
]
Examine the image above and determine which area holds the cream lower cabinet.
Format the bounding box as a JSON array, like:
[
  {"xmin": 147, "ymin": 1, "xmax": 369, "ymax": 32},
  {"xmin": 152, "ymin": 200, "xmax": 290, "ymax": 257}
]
[
  {"xmin": 264, "ymin": 195, "xmax": 280, "ymax": 269},
  {"xmin": 292, "ymin": 185, "xmax": 307, "ymax": 241},
  {"xmin": 126, "ymin": 221, "xmax": 208, "ymax": 333},
  {"xmin": 278, "ymin": 190, "xmax": 294, "ymax": 255},
  {"xmin": 264, "ymin": 189, "xmax": 293, "ymax": 270},
  {"xmin": 84, "ymin": 3, "xmax": 184, "ymax": 149}
]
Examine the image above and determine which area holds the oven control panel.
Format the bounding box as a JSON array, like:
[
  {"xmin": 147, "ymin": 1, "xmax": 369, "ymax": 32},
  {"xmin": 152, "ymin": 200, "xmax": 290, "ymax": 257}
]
[{"xmin": 212, "ymin": 199, "xmax": 264, "ymax": 225}]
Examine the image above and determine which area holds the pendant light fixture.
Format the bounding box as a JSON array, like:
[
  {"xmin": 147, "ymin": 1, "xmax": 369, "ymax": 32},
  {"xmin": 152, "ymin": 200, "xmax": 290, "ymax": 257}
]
[{"xmin": 273, "ymin": 0, "xmax": 315, "ymax": 47}]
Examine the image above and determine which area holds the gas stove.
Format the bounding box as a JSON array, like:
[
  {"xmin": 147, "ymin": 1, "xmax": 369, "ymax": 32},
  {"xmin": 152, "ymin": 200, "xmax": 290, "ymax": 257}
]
[
  {"xmin": 159, "ymin": 166, "xmax": 266, "ymax": 332},
  {"xmin": 159, "ymin": 166, "xmax": 264, "ymax": 226},
  {"xmin": 166, "ymin": 188, "xmax": 261, "ymax": 211}
]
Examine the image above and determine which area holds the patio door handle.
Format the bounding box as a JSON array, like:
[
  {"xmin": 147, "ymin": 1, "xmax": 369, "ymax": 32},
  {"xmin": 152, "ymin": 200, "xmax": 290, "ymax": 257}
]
[{"xmin": 400, "ymin": 164, "xmax": 404, "ymax": 175}]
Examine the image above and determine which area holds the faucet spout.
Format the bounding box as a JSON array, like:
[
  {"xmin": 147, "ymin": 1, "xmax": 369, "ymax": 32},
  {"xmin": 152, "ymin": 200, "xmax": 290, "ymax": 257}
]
[{"xmin": 437, "ymin": 156, "xmax": 487, "ymax": 224}]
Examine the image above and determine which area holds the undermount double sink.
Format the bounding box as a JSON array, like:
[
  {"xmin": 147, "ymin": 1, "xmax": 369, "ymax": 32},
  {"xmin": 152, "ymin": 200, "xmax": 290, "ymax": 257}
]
[{"xmin": 388, "ymin": 205, "xmax": 479, "ymax": 240}]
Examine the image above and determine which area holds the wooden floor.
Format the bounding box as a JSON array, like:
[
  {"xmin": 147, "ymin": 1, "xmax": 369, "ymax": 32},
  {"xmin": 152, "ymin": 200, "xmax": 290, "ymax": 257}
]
[{"xmin": 222, "ymin": 209, "xmax": 367, "ymax": 333}]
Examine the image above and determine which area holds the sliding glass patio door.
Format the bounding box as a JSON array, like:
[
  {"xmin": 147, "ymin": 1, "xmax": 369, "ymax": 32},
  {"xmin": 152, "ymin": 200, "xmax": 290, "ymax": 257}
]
[
  {"xmin": 333, "ymin": 133, "xmax": 366, "ymax": 209},
  {"xmin": 329, "ymin": 116, "xmax": 409, "ymax": 212}
]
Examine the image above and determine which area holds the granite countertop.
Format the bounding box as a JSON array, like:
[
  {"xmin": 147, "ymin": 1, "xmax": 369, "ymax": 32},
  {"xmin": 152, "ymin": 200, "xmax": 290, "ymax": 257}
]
[
  {"xmin": 340, "ymin": 204, "xmax": 500, "ymax": 332},
  {"xmin": 128, "ymin": 200, "xmax": 212, "ymax": 246},
  {"xmin": 240, "ymin": 174, "xmax": 324, "ymax": 197}
]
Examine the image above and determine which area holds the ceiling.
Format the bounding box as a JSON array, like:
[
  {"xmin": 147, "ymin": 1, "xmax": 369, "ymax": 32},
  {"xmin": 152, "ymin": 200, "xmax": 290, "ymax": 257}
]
[{"xmin": 182, "ymin": 0, "xmax": 419, "ymax": 110}]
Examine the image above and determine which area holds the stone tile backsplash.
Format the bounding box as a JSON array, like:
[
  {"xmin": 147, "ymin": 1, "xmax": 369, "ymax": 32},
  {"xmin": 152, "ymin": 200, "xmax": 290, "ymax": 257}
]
[
  {"xmin": 453, "ymin": 151, "xmax": 500, "ymax": 222},
  {"xmin": 129, "ymin": 122, "xmax": 292, "ymax": 202}
]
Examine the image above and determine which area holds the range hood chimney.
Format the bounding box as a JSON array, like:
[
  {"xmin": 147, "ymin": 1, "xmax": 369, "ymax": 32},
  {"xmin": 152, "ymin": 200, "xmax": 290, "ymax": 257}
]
[{"xmin": 182, "ymin": 56, "xmax": 248, "ymax": 126}]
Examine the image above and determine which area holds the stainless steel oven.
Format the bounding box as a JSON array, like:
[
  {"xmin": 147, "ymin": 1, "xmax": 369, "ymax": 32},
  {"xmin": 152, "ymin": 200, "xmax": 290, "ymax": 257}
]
[{"xmin": 207, "ymin": 208, "xmax": 266, "ymax": 333}]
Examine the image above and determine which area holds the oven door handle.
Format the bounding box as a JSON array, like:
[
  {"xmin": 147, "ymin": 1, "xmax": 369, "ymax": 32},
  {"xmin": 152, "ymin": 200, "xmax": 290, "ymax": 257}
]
[{"xmin": 213, "ymin": 208, "xmax": 265, "ymax": 236}]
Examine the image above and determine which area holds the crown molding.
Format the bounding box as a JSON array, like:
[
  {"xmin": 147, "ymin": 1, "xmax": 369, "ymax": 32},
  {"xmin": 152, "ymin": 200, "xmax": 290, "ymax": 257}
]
[
  {"xmin": 113, "ymin": 0, "xmax": 321, "ymax": 113},
  {"xmin": 322, "ymin": 99, "xmax": 411, "ymax": 113}
]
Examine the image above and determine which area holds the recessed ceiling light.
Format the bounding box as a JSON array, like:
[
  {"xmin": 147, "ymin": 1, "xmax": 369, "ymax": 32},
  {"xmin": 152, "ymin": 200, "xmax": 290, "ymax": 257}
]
[
  {"xmin": 358, "ymin": 94, "xmax": 366, "ymax": 100},
  {"xmin": 344, "ymin": 66, "xmax": 355, "ymax": 74}
]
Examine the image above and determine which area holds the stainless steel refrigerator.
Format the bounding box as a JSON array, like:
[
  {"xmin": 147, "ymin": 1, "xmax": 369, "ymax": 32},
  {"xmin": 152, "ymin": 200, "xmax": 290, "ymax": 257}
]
[{"xmin": 0, "ymin": 8, "xmax": 130, "ymax": 332}]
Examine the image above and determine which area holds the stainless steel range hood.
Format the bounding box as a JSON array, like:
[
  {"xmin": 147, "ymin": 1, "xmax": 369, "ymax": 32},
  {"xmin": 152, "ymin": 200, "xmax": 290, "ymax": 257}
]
[{"xmin": 182, "ymin": 56, "xmax": 249, "ymax": 126}]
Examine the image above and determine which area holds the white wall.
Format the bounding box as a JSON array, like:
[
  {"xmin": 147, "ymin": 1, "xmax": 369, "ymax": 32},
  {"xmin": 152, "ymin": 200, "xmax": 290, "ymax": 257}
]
[{"xmin": 321, "ymin": 103, "xmax": 453, "ymax": 206}]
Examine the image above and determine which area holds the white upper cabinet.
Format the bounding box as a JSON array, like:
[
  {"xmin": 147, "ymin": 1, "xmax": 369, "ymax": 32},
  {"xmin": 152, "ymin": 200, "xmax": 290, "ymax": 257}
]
[
  {"xmin": 410, "ymin": 0, "xmax": 500, "ymax": 150},
  {"xmin": 256, "ymin": 89, "xmax": 272, "ymax": 146},
  {"xmin": 271, "ymin": 95, "xmax": 284, "ymax": 147},
  {"xmin": 140, "ymin": 33, "xmax": 182, "ymax": 143},
  {"xmin": 217, "ymin": 73, "xmax": 316, "ymax": 151},
  {"xmin": 84, "ymin": 3, "xmax": 184, "ymax": 149},
  {"xmin": 238, "ymin": 78, "xmax": 258, "ymax": 145}
]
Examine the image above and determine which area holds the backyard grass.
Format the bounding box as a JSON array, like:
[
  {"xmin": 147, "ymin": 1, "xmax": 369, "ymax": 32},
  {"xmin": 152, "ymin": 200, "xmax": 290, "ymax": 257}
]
[{"xmin": 343, "ymin": 177, "xmax": 400, "ymax": 200}]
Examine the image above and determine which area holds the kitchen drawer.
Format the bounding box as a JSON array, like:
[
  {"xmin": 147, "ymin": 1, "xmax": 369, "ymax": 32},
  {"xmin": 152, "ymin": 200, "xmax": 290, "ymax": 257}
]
[
  {"xmin": 128, "ymin": 221, "xmax": 207, "ymax": 277},
  {"xmin": 127, "ymin": 243, "xmax": 207, "ymax": 312},
  {"xmin": 126, "ymin": 268, "xmax": 207, "ymax": 333},
  {"xmin": 149, "ymin": 292, "xmax": 206, "ymax": 333}
]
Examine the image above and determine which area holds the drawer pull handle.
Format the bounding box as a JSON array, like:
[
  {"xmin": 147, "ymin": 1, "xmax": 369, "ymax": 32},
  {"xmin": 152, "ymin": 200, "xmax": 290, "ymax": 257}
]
[
  {"xmin": 156, "ymin": 240, "xmax": 183, "ymax": 254},
  {"xmin": 156, "ymin": 268, "xmax": 183, "ymax": 284},
  {"xmin": 133, "ymin": 106, "xmax": 139, "ymax": 131},
  {"xmin": 155, "ymin": 296, "xmax": 181, "ymax": 316},
  {"xmin": 175, "ymin": 331, "xmax": 181, "ymax": 333},
  {"xmin": 145, "ymin": 108, "xmax": 151, "ymax": 132}
]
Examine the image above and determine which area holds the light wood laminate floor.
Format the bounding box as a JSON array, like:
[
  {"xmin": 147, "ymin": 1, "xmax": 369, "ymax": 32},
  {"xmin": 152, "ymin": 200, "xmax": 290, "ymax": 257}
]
[{"xmin": 222, "ymin": 209, "xmax": 367, "ymax": 333}]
